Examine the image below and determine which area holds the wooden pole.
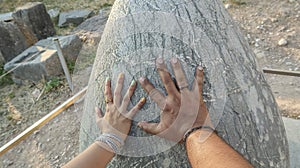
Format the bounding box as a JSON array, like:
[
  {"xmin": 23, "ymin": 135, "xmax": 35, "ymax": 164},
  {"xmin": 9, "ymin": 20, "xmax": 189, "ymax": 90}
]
[
  {"xmin": 263, "ymin": 68, "xmax": 300, "ymax": 77},
  {"xmin": 0, "ymin": 86, "xmax": 87, "ymax": 157},
  {"xmin": 53, "ymin": 38, "xmax": 74, "ymax": 92}
]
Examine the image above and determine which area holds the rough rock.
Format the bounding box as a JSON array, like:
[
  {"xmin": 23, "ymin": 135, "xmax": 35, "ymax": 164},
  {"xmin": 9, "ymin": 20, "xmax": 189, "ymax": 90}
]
[
  {"xmin": 48, "ymin": 8, "xmax": 60, "ymax": 23},
  {"xmin": 282, "ymin": 117, "xmax": 300, "ymax": 168},
  {"xmin": 278, "ymin": 38, "xmax": 288, "ymax": 46},
  {"xmin": 0, "ymin": 12, "xmax": 13, "ymax": 22},
  {"xmin": 58, "ymin": 9, "xmax": 94, "ymax": 27},
  {"xmin": 80, "ymin": 0, "xmax": 289, "ymax": 167},
  {"xmin": 4, "ymin": 35, "xmax": 82, "ymax": 83},
  {"xmin": 35, "ymin": 35, "xmax": 82, "ymax": 62},
  {"xmin": 0, "ymin": 20, "xmax": 32, "ymax": 63},
  {"xmin": 12, "ymin": 2, "xmax": 56, "ymax": 40},
  {"xmin": 73, "ymin": 7, "xmax": 111, "ymax": 44}
]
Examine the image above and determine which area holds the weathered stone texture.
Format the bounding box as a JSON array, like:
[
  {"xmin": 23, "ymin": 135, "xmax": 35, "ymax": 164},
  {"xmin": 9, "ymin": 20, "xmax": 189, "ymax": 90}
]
[
  {"xmin": 12, "ymin": 2, "xmax": 56, "ymax": 40},
  {"xmin": 0, "ymin": 12, "xmax": 13, "ymax": 22},
  {"xmin": 0, "ymin": 20, "xmax": 31, "ymax": 63},
  {"xmin": 80, "ymin": 0, "xmax": 289, "ymax": 167},
  {"xmin": 73, "ymin": 7, "xmax": 111, "ymax": 44},
  {"xmin": 58, "ymin": 9, "xmax": 94, "ymax": 27}
]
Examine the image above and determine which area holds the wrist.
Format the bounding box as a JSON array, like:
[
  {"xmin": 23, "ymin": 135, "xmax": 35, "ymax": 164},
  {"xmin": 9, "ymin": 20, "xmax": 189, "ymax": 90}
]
[
  {"xmin": 183, "ymin": 126, "xmax": 216, "ymax": 143},
  {"xmin": 95, "ymin": 133, "xmax": 125, "ymax": 153}
]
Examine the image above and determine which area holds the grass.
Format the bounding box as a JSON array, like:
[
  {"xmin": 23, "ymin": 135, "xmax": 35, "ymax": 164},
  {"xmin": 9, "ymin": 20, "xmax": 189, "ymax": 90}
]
[
  {"xmin": 44, "ymin": 77, "xmax": 62, "ymax": 92},
  {"xmin": 67, "ymin": 60, "xmax": 76, "ymax": 73},
  {"xmin": 0, "ymin": 65, "xmax": 14, "ymax": 88}
]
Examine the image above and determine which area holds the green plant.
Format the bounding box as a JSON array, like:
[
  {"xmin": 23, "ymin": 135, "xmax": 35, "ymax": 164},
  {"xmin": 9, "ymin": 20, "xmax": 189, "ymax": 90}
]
[
  {"xmin": 44, "ymin": 77, "xmax": 62, "ymax": 92},
  {"xmin": 7, "ymin": 92, "xmax": 15, "ymax": 99},
  {"xmin": 67, "ymin": 60, "xmax": 76, "ymax": 73},
  {"xmin": 0, "ymin": 65, "xmax": 14, "ymax": 88}
]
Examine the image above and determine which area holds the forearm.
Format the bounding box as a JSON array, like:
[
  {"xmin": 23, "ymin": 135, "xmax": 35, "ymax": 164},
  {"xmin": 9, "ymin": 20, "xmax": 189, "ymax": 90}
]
[
  {"xmin": 63, "ymin": 142, "xmax": 114, "ymax": 168},
  {"xmin": 186, "ymin": 130, "xmax": 253, "ymax": 168}
]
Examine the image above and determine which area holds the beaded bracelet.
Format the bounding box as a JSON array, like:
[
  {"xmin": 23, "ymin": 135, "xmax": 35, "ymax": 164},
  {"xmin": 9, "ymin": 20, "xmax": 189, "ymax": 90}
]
[
  {"xmin": 102, "ymin": 133, "xmax": 125, "ymax": 146},
  {"xmin": 95, "ymin": 133, "xmax": 124, "ymax": 153},
  {"xmin": 183, "ymin": 126, "xmax": 216, "ymax": 143}
]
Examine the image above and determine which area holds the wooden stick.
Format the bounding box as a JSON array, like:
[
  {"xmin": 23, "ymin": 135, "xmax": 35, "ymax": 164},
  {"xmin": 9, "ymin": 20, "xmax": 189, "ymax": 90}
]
[
  {"xmin": 0, "ymin": 86, "xmax": 88, "ymax": 157},
  {"xmin": 54, "ymin": 38, "xmax": 74, "ymax": 92},
  {"xmin": 263, "ymin": 68, "xmax": 300, "ymax": 77}
]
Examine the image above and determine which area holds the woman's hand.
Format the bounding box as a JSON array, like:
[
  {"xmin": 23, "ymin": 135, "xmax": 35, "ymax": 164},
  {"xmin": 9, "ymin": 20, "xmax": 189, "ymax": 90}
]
[
  {"xmin": 95, "ymin": 73, "xmax": 146, "ymax": 141},
  {"xmin": 137, "ymin": 57, "xmax": 213, "ymax": 142}
]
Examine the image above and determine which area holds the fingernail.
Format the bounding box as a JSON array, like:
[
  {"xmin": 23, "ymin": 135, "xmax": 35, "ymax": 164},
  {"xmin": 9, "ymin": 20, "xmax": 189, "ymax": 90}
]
[
  {"xmin": 138, "ymin": 122, "xmax": 146, "ymax": 128},
  {"xmin": 139, "ymin": 77, "xmax": 146, "ymax": 83},
  {"xmin": 131, "ymin": 80, "xmax": 136, "ymax": 86},
  {"xmin": 198, "ymin": 66, "xmax": 203, "ymax": 71},
  {"xmin": 171, "ymin": 57, "xmax": 178, "ymax": 64},
  {"xmin": 137, "ymin": 123, "xmax": 142, "ymax": 128},
  {"xmin": 156, "ymin": 57, "xmax": 164, "ymax": 64},
  {"xmin": 119, "ymin": 73, "xmax": 124, "ymax": 78},
  {"xmin": 141, "ymin": 97, "xmax": 146, "ymax": 103},
  {"xmin": 106, "ymin": 76, "xmax": 110, "ymax": 82}
]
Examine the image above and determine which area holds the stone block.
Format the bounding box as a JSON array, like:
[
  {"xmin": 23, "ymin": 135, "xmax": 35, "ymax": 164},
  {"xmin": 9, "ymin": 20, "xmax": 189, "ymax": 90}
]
[
  {"xmin": 0, "ymin": 12, "xmax": 13, "ymax": 22},
  {"xmin": 12, "ymin": 2, "xmax": 56, "ymax": 40},
  {"xmin": 8, "ymin": 47, "xmax": 61, "ymax": 83},
  {"xmin": 35, "ymin": 35, "xmax": 83, "ymax": 62},
  {"xmin": 58, "ymin": 9, "xmax": 94, "ymax": 27},
  {"xmin": 0, "ymin": 20, "xmax": 32, "ymax": 63},
  {"xmin": 4, "ymin": 35, "xmax": 82, "ymax": 83},
  {"xmin": 73, "ymin": 7, "xmax": 111, "ymax": 44}
]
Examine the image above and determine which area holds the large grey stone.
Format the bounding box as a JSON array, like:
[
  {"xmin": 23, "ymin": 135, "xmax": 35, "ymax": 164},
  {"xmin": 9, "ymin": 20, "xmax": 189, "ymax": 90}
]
[
  {"xmin": 4, "ymin": 35, "xmax": 82, "ymax": 83},
  {"xmin": 283, "ymin": 117, "xmax": 300, "ymax": 168},
  {"xmin": 73, "ymin": 7, "xmax": 111, "ymax": 44},
  {"xmin": 12, "ymin": 2, "xmax": 56, "ymax": 40},
  {"xmin": 58, "ymin": 9, "xmax": 94, "ymax": 27},
  {"xmin": 35, "ymin": 35, "xmax": 82, "ymax": 62},
  {"xmin": 0, "ymin": 20, "xmax": 33, "ymax": 63},
  {"xmin": 0, "ymin": 12, "xmax": 13, "ymax": 22}
]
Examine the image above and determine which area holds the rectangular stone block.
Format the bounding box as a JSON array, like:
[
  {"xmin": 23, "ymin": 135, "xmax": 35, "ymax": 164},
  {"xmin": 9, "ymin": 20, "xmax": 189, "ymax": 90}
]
[
  {"xmin": 4, "ymin": 35, "xmax": 82, "ymax": 83},
  {"xmin": 12, "ymin": 2, "xmax": 56, "ymax": 40},
  {"xmin": 0, "ymin": 20, "xmax": 32, "ymax": 63}
]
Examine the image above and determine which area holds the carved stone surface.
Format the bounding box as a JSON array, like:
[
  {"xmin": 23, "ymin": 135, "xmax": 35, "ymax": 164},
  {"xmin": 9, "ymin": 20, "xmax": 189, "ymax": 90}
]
[
  {"xmin": 12, "ymin": 2, "xmax": 56, "ymax": 40},
  {"xmin": 80, "ymin": 0, "xmax": 289, "ymax": 167}
]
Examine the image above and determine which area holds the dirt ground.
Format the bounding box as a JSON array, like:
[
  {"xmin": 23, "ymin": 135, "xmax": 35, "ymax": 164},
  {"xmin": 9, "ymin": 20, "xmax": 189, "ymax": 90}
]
[{"xmin": 0, "ymin": 0, "xmax": 299, "ymax": 167}]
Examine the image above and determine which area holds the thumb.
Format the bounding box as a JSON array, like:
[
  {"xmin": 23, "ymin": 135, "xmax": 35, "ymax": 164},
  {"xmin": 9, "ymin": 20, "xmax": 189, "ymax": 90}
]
[{"xmin": 138, "ymin": 121, "xmax": 160, "ymax": 135}]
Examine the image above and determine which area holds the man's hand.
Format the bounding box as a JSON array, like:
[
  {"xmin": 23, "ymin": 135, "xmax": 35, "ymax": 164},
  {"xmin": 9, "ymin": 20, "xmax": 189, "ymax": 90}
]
[{"xmin": 138, "ymin": 57, "xmax": 213, "ymax": 142}]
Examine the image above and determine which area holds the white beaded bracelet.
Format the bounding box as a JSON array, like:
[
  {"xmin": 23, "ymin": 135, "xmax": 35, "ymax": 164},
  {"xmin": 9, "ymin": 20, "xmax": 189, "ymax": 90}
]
[
  {"xmin": 102, "ymin": 133, "xmax": 125, "ymax": 146},
  {"xmin": 95, "ymin": 133, "xmax": 124, "ymax": 153}
]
